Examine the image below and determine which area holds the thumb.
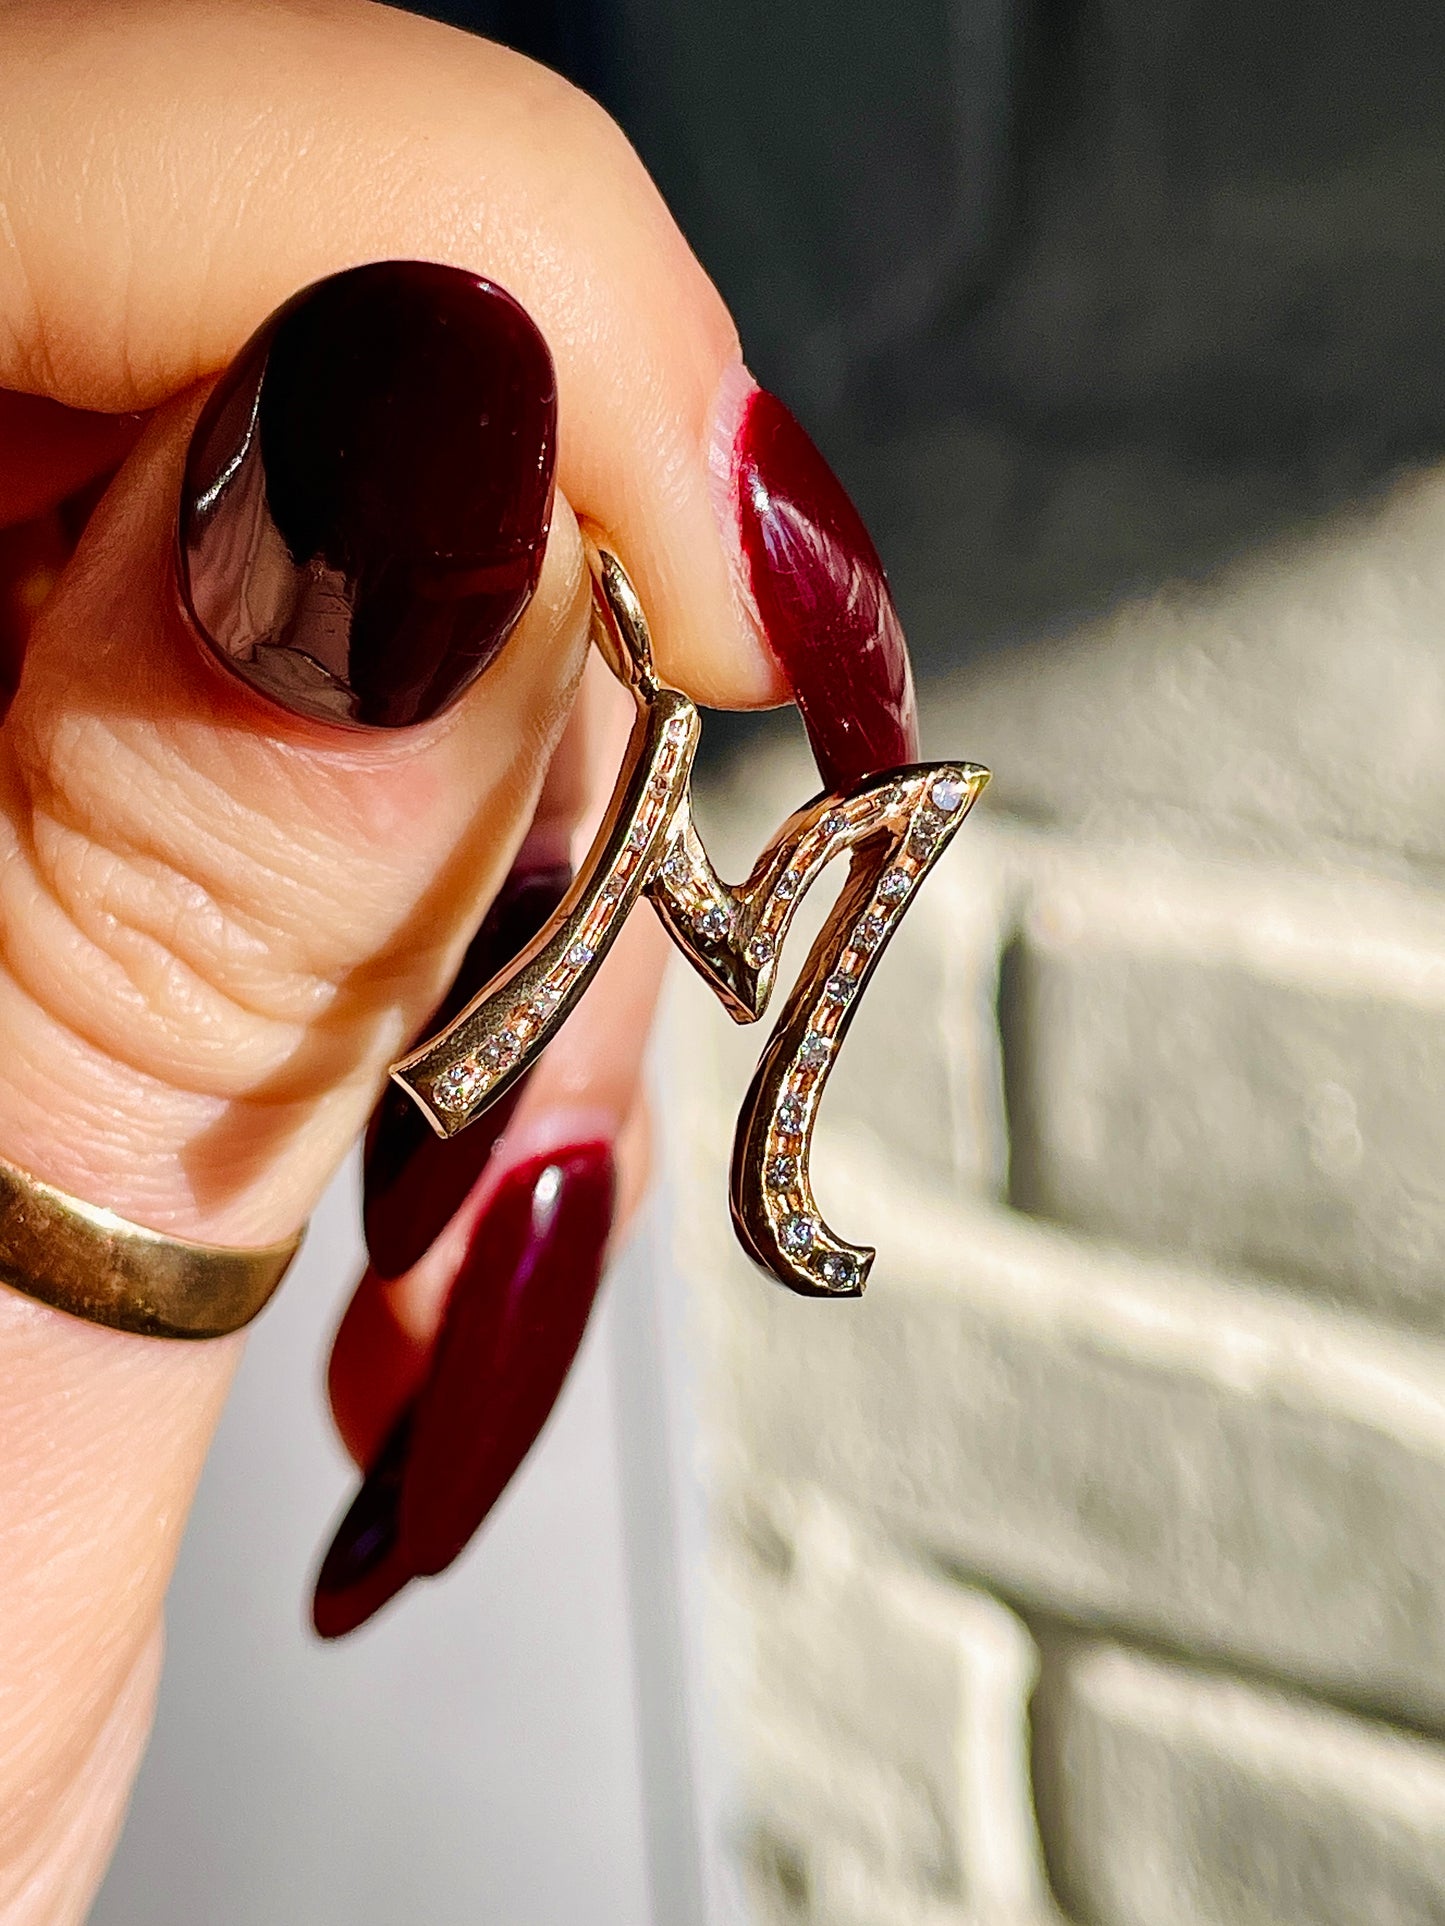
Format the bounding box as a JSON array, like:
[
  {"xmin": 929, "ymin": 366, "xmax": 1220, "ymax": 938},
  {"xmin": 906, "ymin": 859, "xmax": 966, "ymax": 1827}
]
[
  {"xmin": 0, "ymin": 264, "xmax": 589, "ymax": 1895},
  {"xmin": 1, "ymin": 264, "xmax": 587, "ymax": 1243}
]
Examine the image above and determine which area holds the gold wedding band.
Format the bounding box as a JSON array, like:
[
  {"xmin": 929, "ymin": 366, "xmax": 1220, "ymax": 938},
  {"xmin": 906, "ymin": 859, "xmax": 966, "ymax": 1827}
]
[{"xmin": 0, "ymin": 1154, "xmax": 303, "ymax": 1339}]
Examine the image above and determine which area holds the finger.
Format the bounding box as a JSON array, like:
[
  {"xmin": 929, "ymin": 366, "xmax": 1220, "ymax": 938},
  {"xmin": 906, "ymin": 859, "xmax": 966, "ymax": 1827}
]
[
  {"xmin": 1, "ymin": 380, "xmax": 585, "ymax": 1229},
  {"xmin": 314, "ymin": 902, "xmax": 669, "ymax": 1637},
  {"xmin": 328, "ymin": 1083, "xmax": 656, "ymax": 1475},
  {"xmin": 0, "ymin": 0, "xmax": 916, "ymax": 777},
  {"xmin": 0, "ymin": 1630, "xmax": 162, "ymax": 1922},
  {"xmin": 0, "ymin": 1295, "xmax": 229, "ymax": 1904},
  {"xmin": 317, "ymin": 663, "xmax": 664, "ymax": 1634},
  {"xmin": 0, "ymin": 268, "xmax": 592, "ymax": 1882},
  {"xmin": 335, "ymin": 874, "xmax": 665, "ymax": 1463}
]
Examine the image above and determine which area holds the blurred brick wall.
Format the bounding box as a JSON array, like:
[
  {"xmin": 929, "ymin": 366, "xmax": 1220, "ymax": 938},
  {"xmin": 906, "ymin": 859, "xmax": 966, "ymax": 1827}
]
[{"xmin": 664, "ymin": 468, "xmax": 1445, "ymax": 1926}]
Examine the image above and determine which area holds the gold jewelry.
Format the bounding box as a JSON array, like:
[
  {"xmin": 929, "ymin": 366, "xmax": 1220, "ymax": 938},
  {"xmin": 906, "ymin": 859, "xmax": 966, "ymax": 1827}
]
[
  {"xmin": 393, "ymin": 534, "xmax": 988, "ymax": 1298},
  {"xmin": 0, "ymin": 1153, "xmax": 302, "ymax": 1338}
]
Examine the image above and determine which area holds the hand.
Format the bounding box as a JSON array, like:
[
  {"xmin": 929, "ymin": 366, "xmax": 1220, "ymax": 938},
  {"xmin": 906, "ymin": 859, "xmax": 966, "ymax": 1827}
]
[{"xmin": 0, "ymin": 1, "xmax": 916, "ymax": 1912}]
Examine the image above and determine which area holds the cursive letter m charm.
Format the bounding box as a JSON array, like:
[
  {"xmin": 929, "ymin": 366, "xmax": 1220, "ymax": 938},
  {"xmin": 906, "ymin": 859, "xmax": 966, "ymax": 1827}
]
[{"xmin": 390, "ymin": 536, "xmax": 988, "ymax": 1297}]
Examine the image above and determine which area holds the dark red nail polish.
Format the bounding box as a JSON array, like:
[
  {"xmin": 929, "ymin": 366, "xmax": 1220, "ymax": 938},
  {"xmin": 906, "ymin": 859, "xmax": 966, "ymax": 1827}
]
[
  {"xmin": 311, "ymin": 1415, "xmax": 414, "ymax": 1639},
  {"xmin": 364, "ymin": 861, "xmax": 572, "ymax": 1278},
  {"xmin": 399, "ymin": 1143, "xmax": 615, "ymax": 1578},
  {"xmin": 732, "ymin": 386, "xmax": 919, "ymax": 788},
  {"xmin": 179, "ymin": 260, "xmax": 557, "ymax": 729}
]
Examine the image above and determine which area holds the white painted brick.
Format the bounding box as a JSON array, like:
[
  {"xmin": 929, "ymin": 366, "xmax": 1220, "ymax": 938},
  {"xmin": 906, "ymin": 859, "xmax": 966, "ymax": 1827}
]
[
  {"xmin": 667, "ymin": 1079, "xmax": 1445, "ymax": 1728},
  {"xmin": 1039, "ymin": 1641, "xmax": 1445, "ymax": 1926},
  {"xmin": 930, "ymin": 466, "xmax": 1445, "ymax": 868},
  {"xmin": 1004, "ymin": 842, "xmax": 1445, "ymax": 1332},
  {"xmin": 662, "ymin": 438, "xmax": 1445, "ymax": 1926},
  {"xmin": 712, "ymin": 1486, "xmax": 1050, "ymax": 1926}
]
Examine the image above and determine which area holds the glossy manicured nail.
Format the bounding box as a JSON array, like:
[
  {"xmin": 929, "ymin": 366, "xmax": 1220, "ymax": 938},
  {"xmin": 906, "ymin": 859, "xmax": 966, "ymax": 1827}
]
[
  {"xmin": 310, "ymin": 1142, "xmax": 614, "ymax": 1638},
  {"xmin": 399, "ymin": 1142, "xmax": 615, "ymax": 1578},
  {"xmin": 311, "ymin": 1414, "xmax": 413, "ymax": 1639},
  {"xmin": 717, "ymin": 372, "xmax": 918, "ymax": 789},
  {"xmin": 363, "ymin": 861, "xmax": 573, "ymax": 1278},
  {"xmin": 179, "ymin": 260, "xmax": 557, "ymax": 729}
]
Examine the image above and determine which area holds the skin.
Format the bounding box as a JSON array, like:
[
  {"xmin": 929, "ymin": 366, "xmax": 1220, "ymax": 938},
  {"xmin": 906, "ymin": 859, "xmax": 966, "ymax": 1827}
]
[{"xmin": 0, "ymin": 1, "xmax": 788, "ymax": 1912}]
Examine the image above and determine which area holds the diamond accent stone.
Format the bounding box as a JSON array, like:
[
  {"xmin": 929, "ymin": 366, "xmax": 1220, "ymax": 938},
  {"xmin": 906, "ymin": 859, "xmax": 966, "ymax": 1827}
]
[
  {"xmin": 696, "ymin": 904, "xmax": 729, "ymax": 940},
  {"xmin": 781, "ymin": 1213, "xmax": 817, "ymax": 1255},
  {"xmin": 747, "ymin": 934, "xmax": 774, "ymax": 966},
  {"xmin": 855, "ymin": 914, "xmax": 888, "ymax": 950},
  {"xmin": 825, "ymin": 971, "xmax": 855, "ymax": 1003},
  {"xmin": 775, "ymin": 868, "xmax": 802, "ymax": 899},
  {"xmin": 482, "ymin": 1032, "xmax": 520, "ymax": 1073},
  {"xmin": 663, "ymin": 848, "xmax": 690, "ymax": 884},
  {"xmin": 879, "ymin": 868, "xmax": 911, "ymax": 902},
  {"xmin": 434, "ymin": 1061, "xmax": 484, "ymax": 1110},
  {"xmin": 777, "ymin": 1097, "xmax": 805, "ymax": 1133},
  {"xmin": 930, "ymin": 774, "xmax": 966, "ymax": 814},
  {"xmin": 818, "ymin": 1251, "xmax": 860, "ymax": 1291},
  {"xmin": 822, "ymin": 811, "xmax": 850, "ymax": 840},
  {"xmin": 566, "ymin": 942, "xmax": 595, "ymax": 970},
  {"xmin": 767, "ymin": 1156, "xmax": 796, "ymax": 1189},
  {"xmin": 799, "ymin": 1033, "xmax": 830, "ymax": 1070},
  {"xmin": 665, "ymin": 713, "xmax": 692, "ymax": 742}
]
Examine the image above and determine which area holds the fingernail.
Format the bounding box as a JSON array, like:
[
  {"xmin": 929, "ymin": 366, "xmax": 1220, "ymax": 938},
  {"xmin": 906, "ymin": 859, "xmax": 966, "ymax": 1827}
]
[
  {"xmin": 711, "ymin": 366, "xmax": 919, "ymax": 789},
  {"xmin": 312, "ymin": 1140, "xmax": 614, "ymax": 1637},
  {"xmin": 399, "ymin": 1142, "xmax": 615, "ymax": 1579},
  {"xmin": 311, "ymin": 1414, "xmax": 414, "ymax": 1639},
  {"xmin": 363, "ymin": 860, "xmax": 573, "ymax": 1278},
  {"xmin": 179, "ymin": 260, "xmax": 557, "ymax": 729}
]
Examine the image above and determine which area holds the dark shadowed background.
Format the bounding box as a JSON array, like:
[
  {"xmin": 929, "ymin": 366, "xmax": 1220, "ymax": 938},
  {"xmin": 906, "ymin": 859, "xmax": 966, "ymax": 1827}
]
[{"xmin": 419, "ymin": 0, "xmax": 1445, "ymax": 681}]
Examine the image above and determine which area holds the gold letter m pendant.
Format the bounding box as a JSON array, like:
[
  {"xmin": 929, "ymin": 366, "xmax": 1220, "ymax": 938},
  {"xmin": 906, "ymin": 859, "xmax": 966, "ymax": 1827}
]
[{"xmin": 391, "ymin": 537, "xmax": 988, "ymax": 1299}]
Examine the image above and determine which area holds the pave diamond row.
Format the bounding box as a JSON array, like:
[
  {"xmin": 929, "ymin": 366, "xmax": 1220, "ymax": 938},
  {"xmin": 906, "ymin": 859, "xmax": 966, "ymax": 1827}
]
[
  {"xmin": 757, "ymin": 768, "xmax": 969, "ymax": 1291},
  {"xmin": 432, "ymin": 710, "xmax": 694, "ymax": 1116}
]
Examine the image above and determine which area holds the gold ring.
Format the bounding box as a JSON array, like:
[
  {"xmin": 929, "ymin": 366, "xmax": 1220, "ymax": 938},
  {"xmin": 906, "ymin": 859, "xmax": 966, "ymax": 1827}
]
[{"xmin": 0, "ymin": 1154, "xmax": 303, "ymax": 1339}]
